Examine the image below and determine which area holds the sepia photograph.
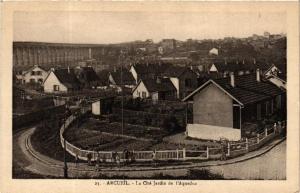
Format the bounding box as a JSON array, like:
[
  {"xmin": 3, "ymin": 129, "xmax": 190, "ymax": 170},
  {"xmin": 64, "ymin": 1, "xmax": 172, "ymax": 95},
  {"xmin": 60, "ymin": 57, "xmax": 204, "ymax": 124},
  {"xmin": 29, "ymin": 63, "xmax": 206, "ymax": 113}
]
[
  {"xmin": 0, "ymin": 2, "xmax": 299, "ymax": 193},
  {"xmin": 11, "ymin": 8, "xmax": 288, "ymax": 180}
]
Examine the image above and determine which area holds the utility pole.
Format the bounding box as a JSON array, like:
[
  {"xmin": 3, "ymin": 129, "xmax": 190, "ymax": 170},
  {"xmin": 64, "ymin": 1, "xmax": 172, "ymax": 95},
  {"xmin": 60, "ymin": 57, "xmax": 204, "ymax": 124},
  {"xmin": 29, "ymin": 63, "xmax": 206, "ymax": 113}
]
[
  {"xmin": 120, "ymin": 51, "xmax": 124, "ymax": 146},
  {"xmin": 185, "ymin": 102, "xmax": 188, "ymax": 126},
  {"xmin": 63, "ymin": 137, "xmax": 68, "ymax": 178}
]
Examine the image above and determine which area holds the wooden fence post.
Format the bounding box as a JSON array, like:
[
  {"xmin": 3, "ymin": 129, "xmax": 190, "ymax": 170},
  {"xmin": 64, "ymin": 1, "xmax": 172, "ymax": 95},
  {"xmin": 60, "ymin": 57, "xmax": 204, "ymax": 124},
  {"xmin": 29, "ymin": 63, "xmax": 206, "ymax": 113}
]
[
  {"xmin": 257, "ymin": 133, "xmax": 260, "ymax": 143},
  {"xmin": 265, "ymin": 128, "xmax": 268, "ymax": 137},
  {"xmin": 245, "ymin": 138, "xmax": 248, "ymax": 151},
  {"xmin": 176, "ymin": 149, "xmax": 179, "ymax": 160},
  {"xmin": 183, "ymin": 148, "xmax": 186, "ymax": 160},
  {"xmin": 206, "ymin": 146, "xmax": 209, "ymax": 159}
]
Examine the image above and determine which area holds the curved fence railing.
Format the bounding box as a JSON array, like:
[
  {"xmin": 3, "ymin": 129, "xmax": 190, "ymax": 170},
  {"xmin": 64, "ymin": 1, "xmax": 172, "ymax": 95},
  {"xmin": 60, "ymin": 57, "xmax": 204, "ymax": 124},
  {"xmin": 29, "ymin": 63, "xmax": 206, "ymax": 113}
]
[{"xmin": 59, "ymin": 109, "xmax": 286, "ymax": 162}]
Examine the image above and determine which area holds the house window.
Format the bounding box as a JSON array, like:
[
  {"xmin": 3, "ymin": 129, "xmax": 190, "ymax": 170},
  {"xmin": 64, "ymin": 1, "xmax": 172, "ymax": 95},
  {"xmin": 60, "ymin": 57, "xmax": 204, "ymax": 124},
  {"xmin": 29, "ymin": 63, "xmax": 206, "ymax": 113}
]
[
  {"xmin": 36, "ymin": 71, "xmax": 42, "ymax": 76},
  {"xmin": 31, "ymin": 71, "xmax": 35, "ymax": 75},
  {"xmin": 53, "ymin": 85, "xmax": 60, "ymax": 91},
  {"xmin": 38, "ymin": 79, "xmax": 43, "ymax": 84},
  {"xmin": 30, "ymin": 78, "xmax": 35, "ymax": 83},
  {"xmin": 142, "ymin": 91, "xmax": 146, "ymax": 98}
]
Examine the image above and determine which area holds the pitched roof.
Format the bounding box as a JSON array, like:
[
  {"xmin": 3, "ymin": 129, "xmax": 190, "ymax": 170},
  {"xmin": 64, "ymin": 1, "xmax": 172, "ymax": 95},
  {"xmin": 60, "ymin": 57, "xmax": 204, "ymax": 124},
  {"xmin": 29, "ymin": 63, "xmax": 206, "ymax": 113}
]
[
  {"xmin": 141, "ymin": 78, "xmax": 176, "ymax": 93},
  {"xmin": 132, "ymin": 62, "xmax": 173, "ymax": 76},
  {"xmin": 210, "ymin": 60, "xmax": 273, "ymax": 73},
  {"xmin": 183, "ymin": 73, "xmax": 285, "ymax": 105},
  {"xmin": 53, "ymin": 68, "xmax": 81, "ymax": 89},
  {"xmin": 97, "ymin": 69, "xmax": 110, "ymax": 86},
  {"xmin": 110, "ymin": 69, "xmax": 136, "ymax": 85},
  {"xmin": 77, "ymin": 67, "xmax": 99, "ymax": 82},
  {"xmin": 14, "ymin": 65, "xmax": 49, "ymax": 75},
  {"xmin": 163, "ymin": 66, "xmax": 194, "ymax": 77}
]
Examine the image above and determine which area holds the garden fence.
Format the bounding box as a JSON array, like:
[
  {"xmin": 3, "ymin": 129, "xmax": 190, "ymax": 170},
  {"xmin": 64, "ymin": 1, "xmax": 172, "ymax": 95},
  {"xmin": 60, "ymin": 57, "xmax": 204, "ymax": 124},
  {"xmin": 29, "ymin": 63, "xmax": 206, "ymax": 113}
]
[{"xmin": 60, "ymin": 110, "xmax": 286, "ymax": 162}]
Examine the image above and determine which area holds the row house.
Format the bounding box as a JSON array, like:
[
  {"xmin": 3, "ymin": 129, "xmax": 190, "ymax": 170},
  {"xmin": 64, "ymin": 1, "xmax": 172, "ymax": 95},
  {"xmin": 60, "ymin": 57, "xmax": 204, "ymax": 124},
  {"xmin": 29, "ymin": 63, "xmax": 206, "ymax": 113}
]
[
  {"xmin": 208, "ymin": 59, "xmax": 281, "ymax": 78},
  {"xmin": 183, "ymin": 70, "xmax": 286, "ymax": 141}
]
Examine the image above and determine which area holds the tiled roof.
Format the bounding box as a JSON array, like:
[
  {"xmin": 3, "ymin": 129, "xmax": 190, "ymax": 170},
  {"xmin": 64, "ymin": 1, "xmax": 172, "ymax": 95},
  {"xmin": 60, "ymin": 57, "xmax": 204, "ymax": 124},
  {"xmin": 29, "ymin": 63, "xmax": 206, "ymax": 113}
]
[
  {"xmin": 54, "ymin": 68, "xmax": 81, "ymax": 89},
  {"xmin": 97, "ymin": 69, "xmax": 110, "ymax": 85},
  {"xmin": 213, "ymin": 74, "xmax": 285, "ymax": 105},
  {"xmin": 110, "ymin": 69, "xmax": 136, "ymax": 85},
  {"xmin": 163, "ymin": 66, "xmax": 192, "ymax": 77},
  {"xmin": 142, "ymin": 78, "xmax": 176, "ymax": 93},
  {"xmin": 132, "ymin": 62, "xmax": 173, "ymax": 76},
  {"xmin": 78, "ymin": 67, "xmax": 99, "ymax": 82},
  {"xmin": 211, "ymin": 60, "xmax": 273, "ymax": 73},
  {"xmin": 184, "ymin": 73, "xmax": 285, "ymax": 105}
]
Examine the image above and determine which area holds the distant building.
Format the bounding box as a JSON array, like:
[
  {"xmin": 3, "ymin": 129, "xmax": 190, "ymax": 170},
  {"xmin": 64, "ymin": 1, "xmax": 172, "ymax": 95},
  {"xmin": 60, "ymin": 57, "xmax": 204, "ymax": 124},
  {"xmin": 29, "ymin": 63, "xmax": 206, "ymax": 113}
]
[
  {"xmin": 109, "ymin": 68, "xmax": 136, "ymax": 89},
  {"xmin": 158, "ymin": 46, "xmax": 164, "ymax": 54},
  {"xmin": 160, "ymin": 39, "xmax": 176, "ymax": 50},
  {"xmin": 129, "ymin": 62, "xmax": 172, "ymax": 83},
  {"xmin": 264, "ymin": 31, "xmax": 271, "ymax": 38},
  {"xmin": 183, "ymin": 71, "xmax": 286, "ymax": 140},
  {"xmin": 43, "ymin": 68, "xmax": 81, "ymax": 93},
  {"xmin": 132, "ymin": 77, "xmax": 177, "ymax": 101},
  {"xmin": 163, "ymin": 66, "xmax": 198, "ymax": 99},
  {"xmin": 18, "ymin": 65, "xmax": 50, "ymax": 84},
  {"xmin": 74, "ymin": 66, "xmax": 101, "ymax": 89},
  {"xmin": 209, "ymin": 48, "xmax": 218, "ymax": 56},
  {"xmin": 208, "ymin": 59, "xmax": 269, "ymax": 78}
]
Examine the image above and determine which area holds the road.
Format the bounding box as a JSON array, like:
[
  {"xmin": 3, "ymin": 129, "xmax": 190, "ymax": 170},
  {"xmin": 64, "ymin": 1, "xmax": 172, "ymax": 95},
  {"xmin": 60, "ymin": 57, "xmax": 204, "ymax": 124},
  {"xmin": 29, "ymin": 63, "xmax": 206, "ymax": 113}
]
[
  {"xmin": 207, "ymin": 140, "xmax": 286, "ymax": 179},
  {"xmin": 13, "ymin": 127, "xmax": 286, "ymax": 179}
]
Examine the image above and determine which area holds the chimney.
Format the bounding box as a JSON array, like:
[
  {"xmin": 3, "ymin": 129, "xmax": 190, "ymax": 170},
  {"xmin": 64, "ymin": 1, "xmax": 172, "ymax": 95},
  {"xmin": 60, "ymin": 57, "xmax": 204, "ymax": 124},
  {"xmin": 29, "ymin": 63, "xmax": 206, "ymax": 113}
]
[
  {"xmin": 256, "ymin": 69, "xmax": 260, "ymax": 82},
  {"xmin": 225, "ymin": 59, "xmax": 227, "ymax": 65},
  {"xmin": 242, "ymin": 60, "xmax": 245, "ymax": 64},
  {"xmin": 253, "ymin": 58, "xmax": 256, "ymax": 64},
  {"xmin": 51, "ymin": 68, "xmax": 55, "ymax": 72},
  {"xmin": 113, "ymin": 66, "xmax": 117, "ymax": 72},
  {"xmin": 230, "ymin": 72, "xmax": 235, "ymax": 87},
  {"xmin": 67, "ymin": 66, "xmax": 70, "ymax": 73}
]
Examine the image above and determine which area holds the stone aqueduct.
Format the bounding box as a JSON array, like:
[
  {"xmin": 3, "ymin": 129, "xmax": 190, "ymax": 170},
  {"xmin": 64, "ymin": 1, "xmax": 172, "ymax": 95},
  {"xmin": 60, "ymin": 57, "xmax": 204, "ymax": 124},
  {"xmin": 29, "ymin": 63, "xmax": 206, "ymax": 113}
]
[{"xmin": 13, "ymin": 41, "xmax": 121, "ymax": 67}]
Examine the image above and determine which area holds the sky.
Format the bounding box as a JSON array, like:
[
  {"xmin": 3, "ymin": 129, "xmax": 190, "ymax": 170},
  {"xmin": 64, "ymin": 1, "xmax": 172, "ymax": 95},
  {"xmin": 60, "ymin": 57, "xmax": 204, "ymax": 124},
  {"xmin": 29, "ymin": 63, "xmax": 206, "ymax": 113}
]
[{"xmin": 13, "ymin": 11, "xmax": 286, "ymax": 44}]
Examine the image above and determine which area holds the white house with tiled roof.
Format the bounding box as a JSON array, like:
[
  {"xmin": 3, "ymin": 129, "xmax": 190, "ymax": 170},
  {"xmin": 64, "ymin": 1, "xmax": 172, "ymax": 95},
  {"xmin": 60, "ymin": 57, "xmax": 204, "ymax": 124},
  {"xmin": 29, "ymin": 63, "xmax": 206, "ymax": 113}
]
[
  {"xmin": 183, "ymin": 70, "xmax": 286, "ymax": 140},
  {"xmin": 43, "ymin": 68, "xmax": 81, "ymax": 93},
  {"xmin": 20, "ymin": 65, "xmax": 50, "ymax": 84}
]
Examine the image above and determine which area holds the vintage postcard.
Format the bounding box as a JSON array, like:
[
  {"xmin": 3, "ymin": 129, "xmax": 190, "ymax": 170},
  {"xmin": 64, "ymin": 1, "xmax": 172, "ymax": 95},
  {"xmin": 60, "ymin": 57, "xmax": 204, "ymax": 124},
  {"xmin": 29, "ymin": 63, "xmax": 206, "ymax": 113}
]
[{"xmin": 0, "ymin": 1, "xmax": 299, "ymax": 193}]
